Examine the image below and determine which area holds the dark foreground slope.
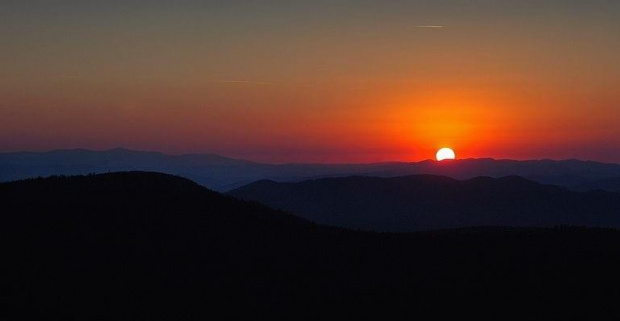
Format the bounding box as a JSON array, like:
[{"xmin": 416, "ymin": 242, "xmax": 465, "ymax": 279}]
[
  {"xmin": 3, "ymin": 173, "xmax": 620, "ymax": 320},
  {"xmin": 229, "ymin": 175, "xmax": 620, "ymax": 231}
]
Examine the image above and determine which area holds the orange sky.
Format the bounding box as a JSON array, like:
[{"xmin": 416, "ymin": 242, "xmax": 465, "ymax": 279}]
[{"xmin": 1, "ymin": 1, "xmax": 619, "ymax": 163}]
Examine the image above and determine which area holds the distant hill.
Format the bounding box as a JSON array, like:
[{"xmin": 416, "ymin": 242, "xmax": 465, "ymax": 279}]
[
  {"xmin": 229, "ymin": 175, "xmax": 620, "ymax": 231},
  {"xmin": 3, "ymin": 148, "xmax": 620, "ymax": 192},
  {"xmin": 3, "ymin": 172, "xmax": 620, "ymax": 319},
  {"xmin": 0, "ymin": 148, "xmax": 259, "ymax": 191},
  {"xmin": 385, "ymin": 158, "xmax": 620, "ymax": 188}
]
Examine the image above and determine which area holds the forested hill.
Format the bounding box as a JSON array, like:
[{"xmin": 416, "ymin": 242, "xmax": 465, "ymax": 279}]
[{"xmin": 3, "ymin": 172, "xmax": 620, "ymax": 320}]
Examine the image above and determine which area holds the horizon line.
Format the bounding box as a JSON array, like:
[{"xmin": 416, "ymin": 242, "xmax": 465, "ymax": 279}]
[{"xmin": 0, "ymin": 147, "xmax": 616, "ymax": 166}]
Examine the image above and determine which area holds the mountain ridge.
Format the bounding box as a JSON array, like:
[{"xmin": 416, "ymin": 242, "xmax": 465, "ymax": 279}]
[{"xmin": 3, "ymin": 148, "xmax": 620, "ymax": 192}]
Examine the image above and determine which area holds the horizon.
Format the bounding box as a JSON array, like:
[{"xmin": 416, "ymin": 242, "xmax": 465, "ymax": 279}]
[{"xmin": 2, "ymin": 146, "xmax": 619, "ymax": 166}]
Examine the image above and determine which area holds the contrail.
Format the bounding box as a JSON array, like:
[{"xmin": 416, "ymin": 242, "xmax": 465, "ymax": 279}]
[
  {"xmin": 216, "ymin": 80, "xmax": 272, "ymax": 85},
  {"xmin": 415, "ymin": 25, "xmax": 444, "ymax": 28}
]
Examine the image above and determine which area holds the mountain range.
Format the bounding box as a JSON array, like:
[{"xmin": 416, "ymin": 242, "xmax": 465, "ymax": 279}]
[
  {"xmin": 4, "ymin": 172, "xmax": 620, "ymax": 320},
  {"xmin": 3, "ymin": 148, "xmax": 620, "ymax": 192}
]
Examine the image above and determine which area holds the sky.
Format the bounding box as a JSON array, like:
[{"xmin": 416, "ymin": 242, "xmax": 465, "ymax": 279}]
[{"xmin": 1, "ymin": 0, "xmax": 619, "ymax": 163}]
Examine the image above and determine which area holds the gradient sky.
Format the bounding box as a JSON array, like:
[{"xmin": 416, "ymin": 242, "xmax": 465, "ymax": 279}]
[{"xmin": 1, "ymin": 1, "xmax": 619, "ymax": 163}]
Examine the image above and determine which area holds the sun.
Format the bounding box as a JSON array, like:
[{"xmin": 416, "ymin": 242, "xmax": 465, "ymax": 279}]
[{"xmin": 436, "ymin": 147, "xmax": 456, "ymax": 161}]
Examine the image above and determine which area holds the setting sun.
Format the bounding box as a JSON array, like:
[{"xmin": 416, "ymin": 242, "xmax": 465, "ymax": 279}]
[{"xmin": 436, "ymin": 148, "xmax": 456, "ymax": 161}]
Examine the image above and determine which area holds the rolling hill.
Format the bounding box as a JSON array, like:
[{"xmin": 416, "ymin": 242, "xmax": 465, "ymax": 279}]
[
  {"xmin": 229, "ymin": 175, "xmax": 620, "ymax": 231},
  {"xmin": 3, "ymin": 172, "xmax": 620, "ymax": 319}
]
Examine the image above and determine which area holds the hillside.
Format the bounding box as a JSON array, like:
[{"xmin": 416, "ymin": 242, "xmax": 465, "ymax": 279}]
[
  {"xmin": 229, "ymin": 175, "xmax": 620, "ymax": 231},
  {"xmin": 3, "ymin": 172, "xmax": 620, "ymax": 320}
]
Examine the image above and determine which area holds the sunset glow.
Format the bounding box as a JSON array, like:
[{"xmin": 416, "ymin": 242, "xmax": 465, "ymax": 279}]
[{"xmin": 1, "ymin": 1, "xmax": 619, "ymax": 163}]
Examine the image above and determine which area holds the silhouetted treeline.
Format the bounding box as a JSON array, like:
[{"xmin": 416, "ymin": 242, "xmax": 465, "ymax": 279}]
[{"xmin": 3, "ymin": 172, "xmax": 620, "ymax": 320}]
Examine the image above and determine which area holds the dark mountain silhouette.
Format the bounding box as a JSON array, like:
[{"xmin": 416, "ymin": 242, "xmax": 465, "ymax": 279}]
[
  {"xmin": 4, "ymin": 148, "xmax": 620, "ymax": 192},
  {"xmin": 4, "ymin": 172, "xmax": 620, "ymax": 320},
  {"xmin": 229, "ymin": 175, "xmax": 620, "ymax": 231}
]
